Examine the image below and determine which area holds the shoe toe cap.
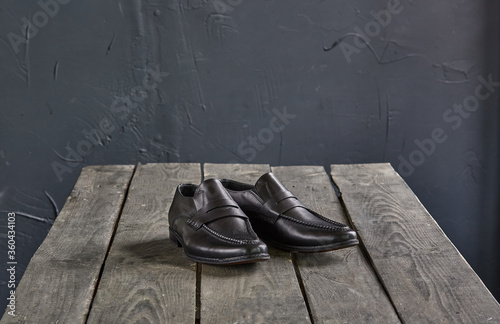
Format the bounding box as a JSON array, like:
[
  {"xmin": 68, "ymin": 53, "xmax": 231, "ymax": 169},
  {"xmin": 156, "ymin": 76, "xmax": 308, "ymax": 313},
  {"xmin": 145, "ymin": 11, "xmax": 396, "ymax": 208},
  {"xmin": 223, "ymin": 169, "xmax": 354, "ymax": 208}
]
[{"xmin": 183, "ymin": 230, "xmax": 270, "ymax": 264}]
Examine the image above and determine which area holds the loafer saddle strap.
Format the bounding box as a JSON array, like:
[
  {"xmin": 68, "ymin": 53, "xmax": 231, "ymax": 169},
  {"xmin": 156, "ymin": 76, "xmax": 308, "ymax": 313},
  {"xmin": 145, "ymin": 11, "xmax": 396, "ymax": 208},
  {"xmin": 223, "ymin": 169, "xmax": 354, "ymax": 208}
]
[
  {"xmin": 273, "ymin": 190, "xmax": 295, "ymax": 202},
  {"xmin": 188, "ymin": 198, "xmax": 248, "ymax": 230},
  {"xmin": 259, "ymin": 191, "xmax": 306, "ymax": 224}
]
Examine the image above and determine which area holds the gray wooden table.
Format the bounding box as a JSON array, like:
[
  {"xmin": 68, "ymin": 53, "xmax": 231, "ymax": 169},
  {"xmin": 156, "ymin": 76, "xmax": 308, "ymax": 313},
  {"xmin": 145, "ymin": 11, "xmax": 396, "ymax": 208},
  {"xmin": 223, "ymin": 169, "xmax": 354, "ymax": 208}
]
[{"xmin": 2, "ymin": 163, "xmax": 499, "ymax": 323}]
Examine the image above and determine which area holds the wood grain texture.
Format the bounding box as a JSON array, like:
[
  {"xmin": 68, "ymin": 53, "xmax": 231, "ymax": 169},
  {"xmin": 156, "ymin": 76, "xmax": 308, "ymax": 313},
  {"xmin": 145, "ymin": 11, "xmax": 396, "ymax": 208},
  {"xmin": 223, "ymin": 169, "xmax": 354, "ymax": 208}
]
[
  {"xmin": 201, "ymin": 163, "xmax": 310, "ymax": 324},
  {"xmin": 331, "ymin": 163, "xmax": 500, "ymax": 323},
  {"xmin": 86, "ymin": 163, "xmax": 201, "ymax": 324},
  {"xmin": 272, "ymin": 165, "xmax": 401, "ymax": 324},
  {"xmin": 0, "ymin": 165, "xmax": 135, "ymax": 324}
]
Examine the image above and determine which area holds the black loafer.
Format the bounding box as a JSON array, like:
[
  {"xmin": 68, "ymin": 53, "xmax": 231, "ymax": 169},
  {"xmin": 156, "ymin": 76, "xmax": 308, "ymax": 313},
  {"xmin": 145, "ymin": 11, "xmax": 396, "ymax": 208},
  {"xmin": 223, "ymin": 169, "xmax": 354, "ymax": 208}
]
[
  {"xmin": 168, "ymin": 178, "xmax": 270, "ymax": 265},
  {"xmin": 220, "ymin": 173, "xmax": 359, "ymax": 253}
]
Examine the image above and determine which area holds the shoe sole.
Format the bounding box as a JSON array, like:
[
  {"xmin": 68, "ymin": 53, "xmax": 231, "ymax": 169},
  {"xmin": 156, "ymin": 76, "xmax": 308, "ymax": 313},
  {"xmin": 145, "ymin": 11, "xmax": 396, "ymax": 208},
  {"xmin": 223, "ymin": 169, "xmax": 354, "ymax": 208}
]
[
  {"xmin": 169, "ymin": 228, "xmax": 271, "ymax": 265},
  {"xmin": 261, "ymin": 238, "xmax": 360, "ymax": 253}
]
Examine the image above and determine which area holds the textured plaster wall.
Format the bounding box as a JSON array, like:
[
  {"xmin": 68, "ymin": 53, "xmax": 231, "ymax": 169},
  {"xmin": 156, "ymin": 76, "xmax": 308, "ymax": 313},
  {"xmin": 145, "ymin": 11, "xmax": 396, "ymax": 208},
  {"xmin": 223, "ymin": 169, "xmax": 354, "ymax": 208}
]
[{"xmin": 0, "ymin": 0, "xmax": 499, "ymax": 309}]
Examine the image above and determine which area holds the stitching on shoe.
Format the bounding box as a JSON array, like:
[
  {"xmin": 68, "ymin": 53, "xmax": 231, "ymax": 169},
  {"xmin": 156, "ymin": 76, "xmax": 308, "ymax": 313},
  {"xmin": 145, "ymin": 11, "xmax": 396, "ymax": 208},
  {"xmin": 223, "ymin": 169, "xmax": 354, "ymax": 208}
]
[
  {"xmin": 306, "ymin": 208, "xmax": 350, "ymax": 228},
  {"xmin": 251, "ymin": 210, "xmax": 348, "ymax": 230},
  {"xmin": 203, "ymin": 225, "xmax": 261, "ymax": 245},
  {"xmin": 278, "ymin": 214, "xmax": 350, "ymax": 231}
]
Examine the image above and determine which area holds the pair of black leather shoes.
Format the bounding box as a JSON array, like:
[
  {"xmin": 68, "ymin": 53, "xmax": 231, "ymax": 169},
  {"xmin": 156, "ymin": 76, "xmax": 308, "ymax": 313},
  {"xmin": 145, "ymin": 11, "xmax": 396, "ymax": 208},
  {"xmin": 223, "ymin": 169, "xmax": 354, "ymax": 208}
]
[{"xmin": 168, "ymin": 172, "xmax": 358, "ymax": 265}]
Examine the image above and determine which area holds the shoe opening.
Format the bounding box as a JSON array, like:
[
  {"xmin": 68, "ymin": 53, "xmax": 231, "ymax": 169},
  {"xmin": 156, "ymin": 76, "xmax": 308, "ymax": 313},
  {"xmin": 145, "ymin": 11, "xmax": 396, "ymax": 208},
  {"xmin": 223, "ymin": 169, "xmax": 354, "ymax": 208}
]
[
  {"xmin": 219, "ymin": 179, "xmax": 254, "ymax": 191},
  {"xmin": 178, "ymin": 184, "xmax": 197, "ymax": 197}
]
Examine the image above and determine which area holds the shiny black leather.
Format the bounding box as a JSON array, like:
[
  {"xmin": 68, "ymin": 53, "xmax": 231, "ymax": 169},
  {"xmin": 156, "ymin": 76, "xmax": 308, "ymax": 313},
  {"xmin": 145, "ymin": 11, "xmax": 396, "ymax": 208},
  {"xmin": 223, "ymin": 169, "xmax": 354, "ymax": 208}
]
[
  {"xmin": 168, "ymin": 178, "xmax": 270, "ymax": 264},
  {"xmin": 220, "ymin": 173, "xmax": 359, "ymax": 252}
]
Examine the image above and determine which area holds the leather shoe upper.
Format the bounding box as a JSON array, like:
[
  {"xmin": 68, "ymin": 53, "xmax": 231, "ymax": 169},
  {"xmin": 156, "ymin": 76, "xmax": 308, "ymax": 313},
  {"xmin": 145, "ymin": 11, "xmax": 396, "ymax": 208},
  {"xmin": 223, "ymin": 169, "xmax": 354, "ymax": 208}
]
[
  {"xmin": 220, "ymin": 173, "xmax": 358, "ymax": 252},
  {"xmin": 168, "ymin": 178, "xmax": 269, "ymax": 264}
]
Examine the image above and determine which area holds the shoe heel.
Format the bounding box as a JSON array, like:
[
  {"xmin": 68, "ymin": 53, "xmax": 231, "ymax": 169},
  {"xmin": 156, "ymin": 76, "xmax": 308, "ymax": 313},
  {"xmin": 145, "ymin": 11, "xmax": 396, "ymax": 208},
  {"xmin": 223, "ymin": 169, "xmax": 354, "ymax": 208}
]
[{"xmin": 169, "ymin": 228, "xmax": 182, "ymax": 247}]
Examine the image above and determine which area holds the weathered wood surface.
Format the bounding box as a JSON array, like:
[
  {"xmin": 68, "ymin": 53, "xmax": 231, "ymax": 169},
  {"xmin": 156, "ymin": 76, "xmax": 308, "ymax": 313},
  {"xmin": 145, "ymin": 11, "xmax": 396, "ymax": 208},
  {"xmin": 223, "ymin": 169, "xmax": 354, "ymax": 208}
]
[
  {"xmin": 4, "ymin": 162, "xmax": 499, "ymax": 324},
  {"xmin": 0, "ymin": 165, "xmax": 135, "ymax": 324},
  {"xmin": 331, "ymin": 163, "xmax": 500, "ymax": 323},
  {"xmin": 272, "ymin": 165, "xmax": 401, "ymax": 324},
  {"xmin": 201, "ymin": 163, "xmax": 310, "ymax": 324},
  {"xmin": 86, "ymin": 163, "xmax": 201, "ymax": 323}
]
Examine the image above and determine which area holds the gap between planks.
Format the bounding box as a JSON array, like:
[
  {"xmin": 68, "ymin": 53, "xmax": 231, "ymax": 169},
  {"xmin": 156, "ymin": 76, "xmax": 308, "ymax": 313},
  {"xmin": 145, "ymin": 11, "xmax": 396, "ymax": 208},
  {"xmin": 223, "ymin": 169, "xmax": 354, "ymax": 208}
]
[
  {"xmin": 272, "ymin": 165, "xmax": 401, "ymax": 323},
  {"xmin": 291, "ymin": 252, "xmax": 315, "ymax": 324},
  {"xmin": 195, "ymin": 165, "xmax": 204, "ymax": 324},
  {"xmin": 330, "ymin": 163, "xmax": 500, "ymax": 322},
  {"xmin": 328, "ymin": 167, "xmax": 404, "ymax": 324},
  {"xmin": 84, "ymin": 164, "xmax": 138, "ymax": 323},
  {"xmin": 200, "ymin": 163, "xmax": 311, "ymax": 324},
  {"xmin": 195, "ymin": 263, "xmax": 202, "ymax": 324}
]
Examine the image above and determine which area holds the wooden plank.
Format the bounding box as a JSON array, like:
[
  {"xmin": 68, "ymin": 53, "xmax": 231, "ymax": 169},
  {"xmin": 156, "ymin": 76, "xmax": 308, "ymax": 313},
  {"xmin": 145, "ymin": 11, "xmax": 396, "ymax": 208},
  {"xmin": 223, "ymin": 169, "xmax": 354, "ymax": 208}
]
[
  {"xmin": 86, "ymin": 163, "xmax": 201, "ymax": 324},
  {"xmin": 272, "ymin": 165, "xmax": 401, "ymax": 324},
  {"xmin": 200, "ymin": 163, "xmax": 311, "ymax": 324},
  {"xmin": 0, "ymin": 165, "xmax": 135, "ymax": 324},
  {"xmin": 331, "ymin": 163, "xmax": 500, "ymax": 323}
]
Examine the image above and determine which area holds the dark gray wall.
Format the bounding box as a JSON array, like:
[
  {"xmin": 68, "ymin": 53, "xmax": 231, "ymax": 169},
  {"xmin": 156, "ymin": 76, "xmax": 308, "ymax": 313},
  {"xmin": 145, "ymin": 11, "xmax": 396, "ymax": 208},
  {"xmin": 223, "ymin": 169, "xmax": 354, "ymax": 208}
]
[{"xmin": 1, "ymin": 0, "xmax": 498, "ymax": 310}]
